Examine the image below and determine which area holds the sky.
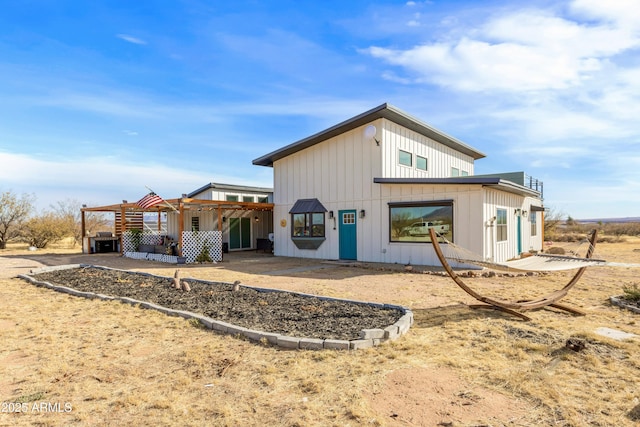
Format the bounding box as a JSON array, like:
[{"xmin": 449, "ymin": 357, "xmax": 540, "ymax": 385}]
[{"xmin": 1, "ymin": 0, "xmax": 639, "ymax": 219}]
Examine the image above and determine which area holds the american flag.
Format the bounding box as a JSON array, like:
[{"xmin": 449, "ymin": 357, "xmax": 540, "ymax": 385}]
[{"xmin": 136, "ymin": 192, "xmax": 164, "ymax": 209}]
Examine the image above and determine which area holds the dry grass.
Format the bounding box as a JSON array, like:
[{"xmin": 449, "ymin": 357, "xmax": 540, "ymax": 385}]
[{"xmin": 1, "ymin": 238, "xmax": 639, "ymax": 426}]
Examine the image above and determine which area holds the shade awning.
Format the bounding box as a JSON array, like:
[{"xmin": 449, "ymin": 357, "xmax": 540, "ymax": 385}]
[{"xmin": 289, "ymin": 198, "xmax": 327, "ymax": 213}]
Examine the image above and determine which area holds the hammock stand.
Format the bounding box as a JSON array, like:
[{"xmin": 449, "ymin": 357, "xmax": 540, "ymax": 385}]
[{"xmin": 428, "ymin": 228, "xmax": 598, "ymax": 321}]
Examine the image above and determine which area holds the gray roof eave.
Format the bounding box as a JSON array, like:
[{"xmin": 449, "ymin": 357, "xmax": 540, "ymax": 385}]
[
  {"xmin": 187, "ymin": 182, "xmax": 273, "ymax": 198},
  {"xmin": 373, "ymin": 177, "xmax": 542, "ymax": 198},
  {"xmin": 252, "ymin": 103, "xmax": 486, "ymax": 167}
]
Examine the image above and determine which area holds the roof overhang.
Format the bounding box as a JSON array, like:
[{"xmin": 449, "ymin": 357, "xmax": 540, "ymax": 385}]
[
  {"xmin": 253, "ymin": 103, "xmax": 486, "ymax": 167},
  {"xmin": 373, "ymin": 177, "xmax": 542, "ymax": 198},
  {"xmin": 187, "ymin": 182, "xmax": 273, "ymax": 198},
  {"xmin": 81, "ymin": 198, "xmax": 274, "ymax": 213}
]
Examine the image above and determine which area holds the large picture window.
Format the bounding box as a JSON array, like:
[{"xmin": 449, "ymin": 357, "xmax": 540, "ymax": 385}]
[
  {"xmin": 496, "ymin": 208, "xmax": 507, "ymax": 242},
  {"xmin": 389, "ymin": 201, "xmax": 453, "ymax": 243}
]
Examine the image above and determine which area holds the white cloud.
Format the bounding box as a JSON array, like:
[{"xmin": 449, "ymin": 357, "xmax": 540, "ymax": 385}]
[
  {"xmin": 365, "ymin": 1, "xmax": 640, "ymax": 93},
  {"xmin": 116, "ymin": 34, "xmax": 147, "ymax": 45},
  {"xmin": 0, "ymin": 151, "xmax": 269, "ymax": 210}
]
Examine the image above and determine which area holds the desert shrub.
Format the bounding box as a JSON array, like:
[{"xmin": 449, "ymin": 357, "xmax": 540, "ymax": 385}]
[
  {"xmin": 195, "ymin": 245, "xmax": 213, "ymax": 263},
  {"xmin": 622, "ymin": 284, "xmax": 640, "ymax": 302},
  {"xmin": 20, "ymin": 213, "xmax": 71, "ymax": 248},
  {"xmin": 546, "ymin": 246, "xmax": 566, "ymax": 255}
]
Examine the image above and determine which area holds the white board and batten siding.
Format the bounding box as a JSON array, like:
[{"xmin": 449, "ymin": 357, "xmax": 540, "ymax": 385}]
[
  {"xmin": 483, "ymin": 189, "xmax": 543, "ymax": 263},
  {"xmin": 273, "ymin": 122, "xmax": 380, "ymax": 260},
  {"xmin": 381, "ymin": 119, "xmax": 475, "ymax": 179},
  {"xmin": 272, "ymin": 119, "xmax": 488, "ymax": 265}
]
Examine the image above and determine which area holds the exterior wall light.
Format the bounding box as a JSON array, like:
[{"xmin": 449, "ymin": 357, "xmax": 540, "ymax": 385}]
[
  {"xmin": 328, "ymin": 211, "xmax": 334, "ymax": 219},
  {"xmin": 255, "ymin": 216, "xmax": 259, "ymax": 222},
  {"xmin": 360, "ymin": 209, "xmax": 366, "ymax": 218},
  {"xmin": 364, "ymin": 125, "xmax": 380, "ymax": 146}
]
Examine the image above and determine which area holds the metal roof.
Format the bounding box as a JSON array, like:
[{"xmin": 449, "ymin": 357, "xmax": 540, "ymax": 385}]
[
  {"xmin": 187, "ymin": 182, "xmax": 273, "ymax": 198},
  {"xmin": 252, "ymin": 103, "xmax": 486, "ymax": 167},
  {"xmin": 373, "ymin": 177, "xmax": 542, "ymax": 198},
  {"xmin": 289, "ymin": 198, "xmax": 327, "ymax": 214}
]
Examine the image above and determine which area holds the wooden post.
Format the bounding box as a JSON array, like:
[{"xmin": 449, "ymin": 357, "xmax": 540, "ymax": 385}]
[
  {"xmin": 173, "ymin": 269, "xmax": 181, "ymax": 289},
  {"xmin": 119, "ymin": 205, "xmax": 126, "ymax": 255},
  {"xmin": 178, "ymin": 201, "xmax": 184, "ymax": 256}
]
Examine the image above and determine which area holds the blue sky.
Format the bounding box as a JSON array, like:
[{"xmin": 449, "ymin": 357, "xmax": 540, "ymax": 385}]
[{"xmin": 1, "ymin": 0, "xmax": 639, "ymax": 219}]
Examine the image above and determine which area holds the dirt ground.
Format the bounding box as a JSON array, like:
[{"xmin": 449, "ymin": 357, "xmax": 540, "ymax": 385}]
[{"xmin": 1, "ymin": 239, "xmax": 639, "ymax": 426}]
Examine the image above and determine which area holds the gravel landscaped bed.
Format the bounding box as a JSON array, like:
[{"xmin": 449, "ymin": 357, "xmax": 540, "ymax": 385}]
[{"xmin": 22, "ymin": 265, "xmax": 411, "ymax": 348}]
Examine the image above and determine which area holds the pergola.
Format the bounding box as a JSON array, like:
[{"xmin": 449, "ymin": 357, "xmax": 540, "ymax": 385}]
[{"xmin": 81, "ymin": 197, "xmax": 274, "ymax": 255}]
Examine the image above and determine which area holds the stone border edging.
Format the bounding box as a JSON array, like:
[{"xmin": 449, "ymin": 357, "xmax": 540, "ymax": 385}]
[
  {"xmin": 610, "ymin": 296, "xmax": 640, "ymax": 314},
  {"xmin": 18, "ymin": 264, "xmax": 413, "ymax": 351}
]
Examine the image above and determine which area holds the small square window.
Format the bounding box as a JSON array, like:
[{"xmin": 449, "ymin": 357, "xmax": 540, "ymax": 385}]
[
  {"xmin": 461, "ymin": 170, "xmax": 469, "ymax": 176},
  {"xmin": 399, "ymin": 150, "xmax": 412, "ymax": 167},
  {"xmin": 416, "ymin": 156, "xmax": 428, "ymax": 171},
  {"xmin": 451, "ymin": 167, "xmax": 460, "ymax": 177},
  {"xmin": 243, "ymin": 196, "xmax": 254, "ymax": 202},
  {"xmin": 226, "ymin": 195, "xmax": 238, "ymax": 202}
]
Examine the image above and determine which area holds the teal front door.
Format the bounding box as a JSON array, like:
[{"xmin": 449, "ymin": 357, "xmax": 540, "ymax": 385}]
[
  {"xmin": 339, "ymin": 210, "xmax": 357, "ymax": 260},
  {"xmin": 229, "ymin": 217, "xmax": 251, "ymax": 250}
]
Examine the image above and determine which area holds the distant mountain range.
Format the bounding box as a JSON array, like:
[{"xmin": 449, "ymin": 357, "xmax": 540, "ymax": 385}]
[{"xmin": 578, "ymin": 217, "xmax": 640, "ymax": 223}]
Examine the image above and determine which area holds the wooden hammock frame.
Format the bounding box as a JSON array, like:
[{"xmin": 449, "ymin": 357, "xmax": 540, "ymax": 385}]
[{"xmin": 428, "ymin": 228, "xmax": 598, "ymax": 321}]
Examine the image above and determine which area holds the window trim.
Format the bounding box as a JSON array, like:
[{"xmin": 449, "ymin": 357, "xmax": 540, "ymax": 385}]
[
  {"xmin": 416, "ymin": 155, "xmax": 428, "ymax": 171},
  {"xmin": 398, "ymin": 149, "xmax": 412, "ymax": 167},
  {"xmin": 388, "ymin": 200, "xmax": 454, "ymax": 244},
  {"xmin": 530, "ymin": 211, "xmax": 537, "ymax": 237},
  {"xmin": 496, "ymin": 208, "xmax": 507, "ymax": 242}
]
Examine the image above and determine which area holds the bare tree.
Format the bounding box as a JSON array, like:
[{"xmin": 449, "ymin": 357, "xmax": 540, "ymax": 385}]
[
  {"xmin": 51, "ymin": 199, "xmax": 109, "ymax": 245},
  {"xmin": 543, "ymin": 206, "xmax": 565, "ymax": 240},
  {"xmin": 0, "ymin": 191, "xmax": 35, "ymax": 249}
]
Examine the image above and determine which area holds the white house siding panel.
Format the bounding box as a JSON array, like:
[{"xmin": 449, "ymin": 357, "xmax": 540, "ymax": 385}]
[
  {"xmin": 272, "ymin": 124, "xmax": 381, "ymax": 260},
  {"xmin": 192, "ymin": 188, "xmax": 270, "ymax": 203},
  {"xmin": 483, "ymin": 189, "xmax": 542, "ymax": 263},
  {"xmin": 370, "ymin": 184, "xmax": 485, "ymax": 266},
  {"xmin": 381, "ymin": 119, "xmax": 475, "ymax": 179}
]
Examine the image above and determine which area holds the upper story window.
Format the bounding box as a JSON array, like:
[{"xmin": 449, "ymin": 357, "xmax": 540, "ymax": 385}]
[
  {"xmin": 399, "ymin": 150, "xmax": 412, "ymax": 167},
  {"xmin": 496, "ymin": 208, "xmax": 507, "ymax": 242},
  {"xmin": 461, "ymin": 170, "xmax": 469, "ymax": 176},
  {"xmin": 416, "ymin": 155, "xmax": 428, "ymax": 171},
  {"xmin": 258, "ymin": 196, "xmax": 269, "ymax": 203},
  {"xmin": 451, "ymin": 167, "xmax": 460, "ymax": 177},
  {"xmin": 243, "ymin": 196, "xmax": 254, "ymax": 202},
  {"xmin": 226, "ymin": 195, "xmax": 238, "ymax": 202}
]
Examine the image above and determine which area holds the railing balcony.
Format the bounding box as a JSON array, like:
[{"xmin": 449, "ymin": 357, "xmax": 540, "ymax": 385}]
[{"xmin": 524, "ymin": 174, "xmax": 543, "ymax": 198}]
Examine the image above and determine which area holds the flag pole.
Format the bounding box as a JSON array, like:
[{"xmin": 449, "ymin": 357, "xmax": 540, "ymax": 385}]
[{"xmin": 144, "ymin": 186, "xmax": 179, "ymax": 212}]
